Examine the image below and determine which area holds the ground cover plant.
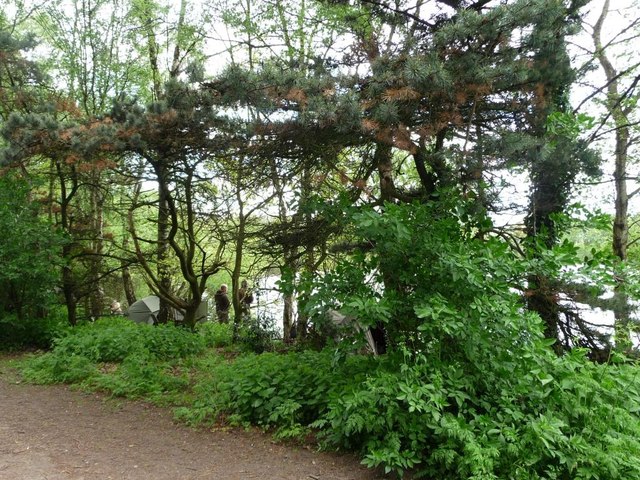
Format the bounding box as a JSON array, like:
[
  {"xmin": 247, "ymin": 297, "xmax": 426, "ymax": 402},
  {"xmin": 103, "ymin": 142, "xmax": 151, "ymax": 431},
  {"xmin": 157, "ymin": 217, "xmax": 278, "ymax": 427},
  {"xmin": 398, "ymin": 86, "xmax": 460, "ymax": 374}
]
[
  {"xmin": 14, "ymin": 201, "xmax": 640, "ymax": 479},
  {"xmin": 15, "ymin": 317, "xmax": 640, "ymax": 479},
  {"xmin": 12, "ymin": 231, "xmax": 640, "ymax": 479}
]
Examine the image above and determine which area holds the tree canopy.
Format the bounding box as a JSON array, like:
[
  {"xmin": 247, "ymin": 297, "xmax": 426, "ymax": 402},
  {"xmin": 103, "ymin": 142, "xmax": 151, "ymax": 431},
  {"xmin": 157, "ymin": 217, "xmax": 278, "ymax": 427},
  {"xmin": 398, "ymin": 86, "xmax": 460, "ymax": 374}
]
[{"xmin": 3, "ymin": 1, "xmax": 640, "ymax": 475}]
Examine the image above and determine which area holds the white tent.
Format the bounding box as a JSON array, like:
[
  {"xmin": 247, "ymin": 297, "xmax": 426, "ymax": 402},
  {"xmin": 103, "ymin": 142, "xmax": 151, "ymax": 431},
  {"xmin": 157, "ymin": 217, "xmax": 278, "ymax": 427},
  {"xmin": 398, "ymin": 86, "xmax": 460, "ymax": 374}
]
[
  {"xmin": 126, "ymin": 296, "xmax": 208, "ymax": 324},
  {"xmin": 126, "ymin": 296, "xmax": 160, "ymax": 324}
]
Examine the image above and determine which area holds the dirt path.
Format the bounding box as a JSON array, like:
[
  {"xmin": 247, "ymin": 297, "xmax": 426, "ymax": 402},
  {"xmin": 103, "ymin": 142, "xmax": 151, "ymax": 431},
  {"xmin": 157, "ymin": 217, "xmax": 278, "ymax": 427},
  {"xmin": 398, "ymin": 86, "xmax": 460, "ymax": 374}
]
[{"xmin": 0, "ymin": 360, "xmax": 387, "ymax": 480}]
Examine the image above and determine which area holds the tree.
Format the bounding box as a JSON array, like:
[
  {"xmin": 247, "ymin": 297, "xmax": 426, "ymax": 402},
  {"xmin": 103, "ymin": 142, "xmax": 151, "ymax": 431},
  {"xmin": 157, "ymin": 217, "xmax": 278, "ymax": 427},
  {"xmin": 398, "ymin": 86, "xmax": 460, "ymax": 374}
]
[
  {"xmin": 0, "ymin": 8, "xmax": 47, "ymax": 120},
  {"xmin": 32, "ymin": 0, "xmax": 152, "ymax": 316},
  {"xmin": 211, "ymin": 0, "xmax": 351, "ymax": 339},
  {"xmin": 126, "ymin": 0, "xmax": 214, "ymax": 323},
  {"xmin": 210, "ymin": 0, "xmax": 598, "ymax": 350},
  {"xmin": 590, "ymin": 0, "xmax": 640, "ymax": 351},
  {"xmin": 102, "ymin": 82, "xmax": 238, "ymax": 328},
  {"xmin": 519, "ymin": 0, "xmax": 599, "ymax": 351},
  {"xmin": 0, "ymin": 172, "xmax": 64, "ymax": 321}
]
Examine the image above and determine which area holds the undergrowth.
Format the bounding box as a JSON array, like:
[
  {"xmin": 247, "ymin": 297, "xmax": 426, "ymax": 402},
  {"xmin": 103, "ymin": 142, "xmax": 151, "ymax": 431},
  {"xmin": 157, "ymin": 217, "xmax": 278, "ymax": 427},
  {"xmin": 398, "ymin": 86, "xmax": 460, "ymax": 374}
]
[{"xmin": 14, "ymin": 312, "xmax": 640, "ymax": 479}]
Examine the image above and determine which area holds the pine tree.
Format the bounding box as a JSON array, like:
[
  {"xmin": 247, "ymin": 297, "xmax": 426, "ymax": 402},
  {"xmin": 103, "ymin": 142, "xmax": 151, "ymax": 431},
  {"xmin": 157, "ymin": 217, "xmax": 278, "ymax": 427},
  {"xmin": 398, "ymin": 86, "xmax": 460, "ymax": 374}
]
[{"xmin": 209, "ymin": 0, "xmax": 597, "ymax": 350}]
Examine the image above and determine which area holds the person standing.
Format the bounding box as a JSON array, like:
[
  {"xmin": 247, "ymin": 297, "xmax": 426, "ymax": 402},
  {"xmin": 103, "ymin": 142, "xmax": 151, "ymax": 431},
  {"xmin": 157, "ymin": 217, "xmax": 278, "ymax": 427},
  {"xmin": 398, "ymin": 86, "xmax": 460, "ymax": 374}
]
[
  {"xmin": 110, "ymin": 299, "xmax": 123, "ymax": 315},
  {"xmin": 237, "ymin": 279, "xmax": 254, "ymax": 317},
  {"xmin": 214, "ymin": 284, "xmax": 230, "ymax": 323}
]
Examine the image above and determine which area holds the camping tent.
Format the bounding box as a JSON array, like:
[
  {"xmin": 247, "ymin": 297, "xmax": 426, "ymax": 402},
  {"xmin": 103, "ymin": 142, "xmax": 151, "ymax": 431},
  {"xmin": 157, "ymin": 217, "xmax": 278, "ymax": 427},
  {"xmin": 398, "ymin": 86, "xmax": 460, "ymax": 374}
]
[
  {"xmin": 126, "ymin": 295, "xmax": 209, "ymax": 325},
  {"xmin": 126, "ymin": 295, "xmax": 160, "ymax": 324}
]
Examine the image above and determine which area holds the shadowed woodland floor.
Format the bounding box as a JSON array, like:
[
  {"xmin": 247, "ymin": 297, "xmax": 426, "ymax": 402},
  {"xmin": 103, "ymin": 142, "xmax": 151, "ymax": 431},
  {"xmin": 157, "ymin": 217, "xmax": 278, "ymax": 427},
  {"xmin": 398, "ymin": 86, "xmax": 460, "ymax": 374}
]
[{"xmin": 0, "ymin": 358, "xmax": 386, "ymax": 480}]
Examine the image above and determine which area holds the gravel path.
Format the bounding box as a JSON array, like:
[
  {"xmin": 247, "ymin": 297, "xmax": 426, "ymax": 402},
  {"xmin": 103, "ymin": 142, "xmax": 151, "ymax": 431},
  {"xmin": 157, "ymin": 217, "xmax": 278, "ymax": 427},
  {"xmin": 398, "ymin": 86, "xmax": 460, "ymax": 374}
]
[{"xmin": 0, "ymin": 359, "xmax": 387, "ymax": 480}]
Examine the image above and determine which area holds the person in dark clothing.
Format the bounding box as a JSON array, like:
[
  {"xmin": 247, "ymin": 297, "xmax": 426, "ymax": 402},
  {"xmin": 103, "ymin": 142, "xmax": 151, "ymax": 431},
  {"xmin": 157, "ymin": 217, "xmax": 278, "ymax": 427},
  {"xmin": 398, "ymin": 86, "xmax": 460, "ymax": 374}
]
[
  {"xmin": 214, "ymin": 284, "xmax": 230, "ymax": 323},
  {"xmin": 237, "ymin": 279, "xmax": 254, "ymax": 317}
]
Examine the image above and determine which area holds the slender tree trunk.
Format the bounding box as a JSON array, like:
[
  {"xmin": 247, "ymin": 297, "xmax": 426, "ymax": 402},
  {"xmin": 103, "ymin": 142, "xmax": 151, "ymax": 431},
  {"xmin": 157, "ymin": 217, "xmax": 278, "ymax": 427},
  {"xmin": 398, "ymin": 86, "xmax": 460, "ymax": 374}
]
[
  {"xmin": 282, "ymin": 286, "xmax": 294, "ymax": 342},
  {"xmin": 88, "ymin": 173, "xmax": 105, "ymax": 318},
  {"xmin": 269, "ymin": 157, "xmax": 297, "ymax": 342},
  {"xmin": 121, "ymin": 183, "xmax": 139, "ymax": 307},
  {"xmin": 376, "ymin": 142, "xmax": 395, "ymax": 202},
  {"xmin": 56, "ymin": 160, "xmax": 80, "ymax": 326},
  {"xmin": 62, "ymin": 244, "xmax": 78, "ymax": 326},
  {"xmin": 121, "ymin": 260, "xmax": 137, "ymax": 307},
  {"xmin": 372, "ymin": 142, "xmax": 399, "ymax": 353},
  {"xmin": 156, "ymin": 161, "xmax": 172, "ymax": 324},
  {"xmin": 231, "ymin": 186, "xmax": 247, "ymax": 337},
  {"xmin": 594, "ymin": 0, "xmax": 632, "ymax": 351},
  {"xmin": 295, "ymin": 166, "xmax": 315, "ymax": 341}
]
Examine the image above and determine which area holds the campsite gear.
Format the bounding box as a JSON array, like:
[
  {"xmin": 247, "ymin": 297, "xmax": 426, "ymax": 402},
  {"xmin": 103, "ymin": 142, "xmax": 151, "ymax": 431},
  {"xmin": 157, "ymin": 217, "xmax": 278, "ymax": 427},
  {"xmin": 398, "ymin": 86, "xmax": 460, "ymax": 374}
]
[
  {"xmin": 126, "ymin": 296, "xmax": 160, "ymax": 324},
  {"xmin": 125, "ymin": 295, "xmax": 208, "ymax": 324}
]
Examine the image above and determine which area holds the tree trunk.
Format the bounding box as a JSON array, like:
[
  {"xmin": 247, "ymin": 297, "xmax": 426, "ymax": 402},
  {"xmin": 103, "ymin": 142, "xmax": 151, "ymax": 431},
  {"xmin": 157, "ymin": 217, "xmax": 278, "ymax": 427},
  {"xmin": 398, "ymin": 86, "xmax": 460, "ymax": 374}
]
[
  {"xmin": 594, "ymin": 0, "xmax": 632, "ymax": 351},
  {"xmin": 231, "ymin": 186, "xmax": 247, "ymax": 327},
  {"xmin": 56, "ymin": 159, "xmax": 80, "ymax": 326},
  {"xmin": 121, "ymin": 185, "xmax": 139, "ymax": 307},
  {"xmin": 156, "ymin": 161, "xmax": 172, "ymax": 324},
  {"xmin": 269, "ymin": 156, "xmax": 298, "ymax": 342},
  {"xmin": 121, "ymin": 259, "xmax": 137, "ymax": 307},
  {"xmin": 282, "ymin": 286, "xmax": 294, "ymax": 342},
  {"xmin": 88, "ymin": 173, "xmax": 105, "ymax": 318},
  {"xmin": 62, "ymin": 245, "xmax": 78, "ymax": 326}
]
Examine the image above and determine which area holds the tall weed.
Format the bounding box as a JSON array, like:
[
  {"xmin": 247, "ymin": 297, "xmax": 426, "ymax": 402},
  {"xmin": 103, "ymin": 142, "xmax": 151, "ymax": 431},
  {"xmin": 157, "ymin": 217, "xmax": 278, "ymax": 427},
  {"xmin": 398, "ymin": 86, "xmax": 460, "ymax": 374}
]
[
  {"xmin": 182, "ymin": 350, "xmax": 377, "ymax": 438},
  {"xmin": 196, "ymin": 322, "xmax": 233, "ymax": 348}
]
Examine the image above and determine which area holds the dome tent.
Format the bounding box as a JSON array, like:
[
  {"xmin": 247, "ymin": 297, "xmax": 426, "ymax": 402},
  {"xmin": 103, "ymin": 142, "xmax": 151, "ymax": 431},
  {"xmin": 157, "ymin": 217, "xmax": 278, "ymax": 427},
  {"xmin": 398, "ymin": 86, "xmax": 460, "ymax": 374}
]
[
  {"xmin": 126, "ymin": 295, "xmax": 160, "ymax": 324},
  {"xmin": 126, "ymin": 295, "xmax": 208, "ymax": 324}
]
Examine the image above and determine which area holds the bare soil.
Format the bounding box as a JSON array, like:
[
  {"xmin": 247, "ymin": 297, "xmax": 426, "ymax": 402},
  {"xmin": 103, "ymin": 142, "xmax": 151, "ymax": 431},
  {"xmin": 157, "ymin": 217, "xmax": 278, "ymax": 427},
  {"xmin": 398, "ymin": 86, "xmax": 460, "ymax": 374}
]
[{"xmin": 0, "ymin": 356, "xmax": 387, "ymax": 480}]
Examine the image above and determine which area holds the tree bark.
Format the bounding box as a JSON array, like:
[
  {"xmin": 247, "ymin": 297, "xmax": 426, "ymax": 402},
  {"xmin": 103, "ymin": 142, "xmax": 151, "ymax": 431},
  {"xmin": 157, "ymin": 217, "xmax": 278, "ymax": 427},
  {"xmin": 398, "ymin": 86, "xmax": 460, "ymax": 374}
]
[
  {"xmin": 594, "ymin": 0, "xmax": 632, "ymax": 350},
  {"xmin": 88, "ymin": 171, "xmax": 105, "ymax": 318}
]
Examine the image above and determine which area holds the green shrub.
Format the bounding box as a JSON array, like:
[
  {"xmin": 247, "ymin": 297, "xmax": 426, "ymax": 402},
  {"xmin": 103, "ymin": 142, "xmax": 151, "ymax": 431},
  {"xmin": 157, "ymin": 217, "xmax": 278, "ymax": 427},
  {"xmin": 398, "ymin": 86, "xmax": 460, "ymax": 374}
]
[
  {"xmin": 235, "ymin": 313, "xmax": 280, "ymax": 353},
  {"xmin": 50, "ymin": 318, "xmax": 144, "ymax": 362},
  {"xmin": 143, "ymin": 323, "xmax": 206, "ymax": 359},
  {"xmin": 196, "ymin": 321, "xmax": 233, "ymax": 348},
  {"xmin": 90, "ymin": 353, "xmax": 190, "ymax": 401},
  {"xmin": 48, "ymin": 318, "xmax": 206, "ymax": 363},
  {"xmin": 0, "ymin": 174, "xmax": 65, "ymax": 325},
  {"xmin": 21, "ymin": 352, "xmax": 97, "ymax": 384},
  {"xmin": 173, "ymin": 351, "xmax": 226, "ymax": 426},
  {"xmin": 18, "ymin": 319, "xmax": 206, "ymax": 396},
  {"xmin": 0, "ymin": 308, "xmax": 71, "ymax": 350},
  {"xmin": 315, "ymin": 345, "xmax": 640, "ymax": 479},
  {"xmin": 184, "ymin": 349, "xmax": 377, "ymax": 438},
  {"xmin": 295, "ymin": 201, "xmax": 640, "ymax": 478}
]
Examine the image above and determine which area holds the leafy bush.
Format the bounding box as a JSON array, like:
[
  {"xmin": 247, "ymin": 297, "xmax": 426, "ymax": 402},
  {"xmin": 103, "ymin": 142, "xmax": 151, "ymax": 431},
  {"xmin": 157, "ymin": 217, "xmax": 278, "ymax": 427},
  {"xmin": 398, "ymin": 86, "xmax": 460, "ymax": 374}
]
[
  {"xmin": 50, "ymin": 318, "xmax": 142, "ymax": 362},
  {"xmin": 316, "ymin": 345, "xmax": 640, "ymax": 478},
  {"xmin": 173, "ymin": 352, "xmax": 226, "ymax": 426},
  {"xmin": 293, "ymin": 200, "xmax": 640, "ymax": 478},
  {"xmin": 48, "ymin": 318, "xmax": 206, "ymax": 363},
  {"xmin": 235, "ymin": 313, "xmax": 281, "ymax": 353},
  {"xmin": 196, "ymin": 321, "xmax": 233, "ymax": 348},
  {"xmin": 21, "ymin": 352, "xmax": 97, "ymax": 384},
  {"xmin": 90, "ymin": 353, "xmax": 190, "ymax": 402},
  {"xmin": 0, "ymin": 307, "xmax": 70, "ymax": 350},
  {"xmin": 19, "ymin": 319, "xmax": 206, "ymax": 391},
  {"xmin": 143, "ymin": 323, "xmax": 206, "ymax": 359},
  {"xmin": 183, "ymin": 350, "xmax": 377, "ymax": 438},
  {"xmin": 0, "ymin": 173, "xmax": 65, "ymax": 323}
]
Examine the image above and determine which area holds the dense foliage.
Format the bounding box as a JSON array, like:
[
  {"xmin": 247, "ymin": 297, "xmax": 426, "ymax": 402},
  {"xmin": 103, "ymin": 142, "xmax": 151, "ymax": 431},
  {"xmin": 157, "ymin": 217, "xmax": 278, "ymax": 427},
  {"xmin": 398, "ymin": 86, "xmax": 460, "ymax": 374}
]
[
  {"xmin": 16, "ymin": 314, "xmax": 640, "ymax": 479},
  {"xmin": 0, "ymin": 174, "xmax": 66, "ymax": 348},
  {"xmin": 2, "ymin": 0, "xmax": 640, "ymax": 478}
]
